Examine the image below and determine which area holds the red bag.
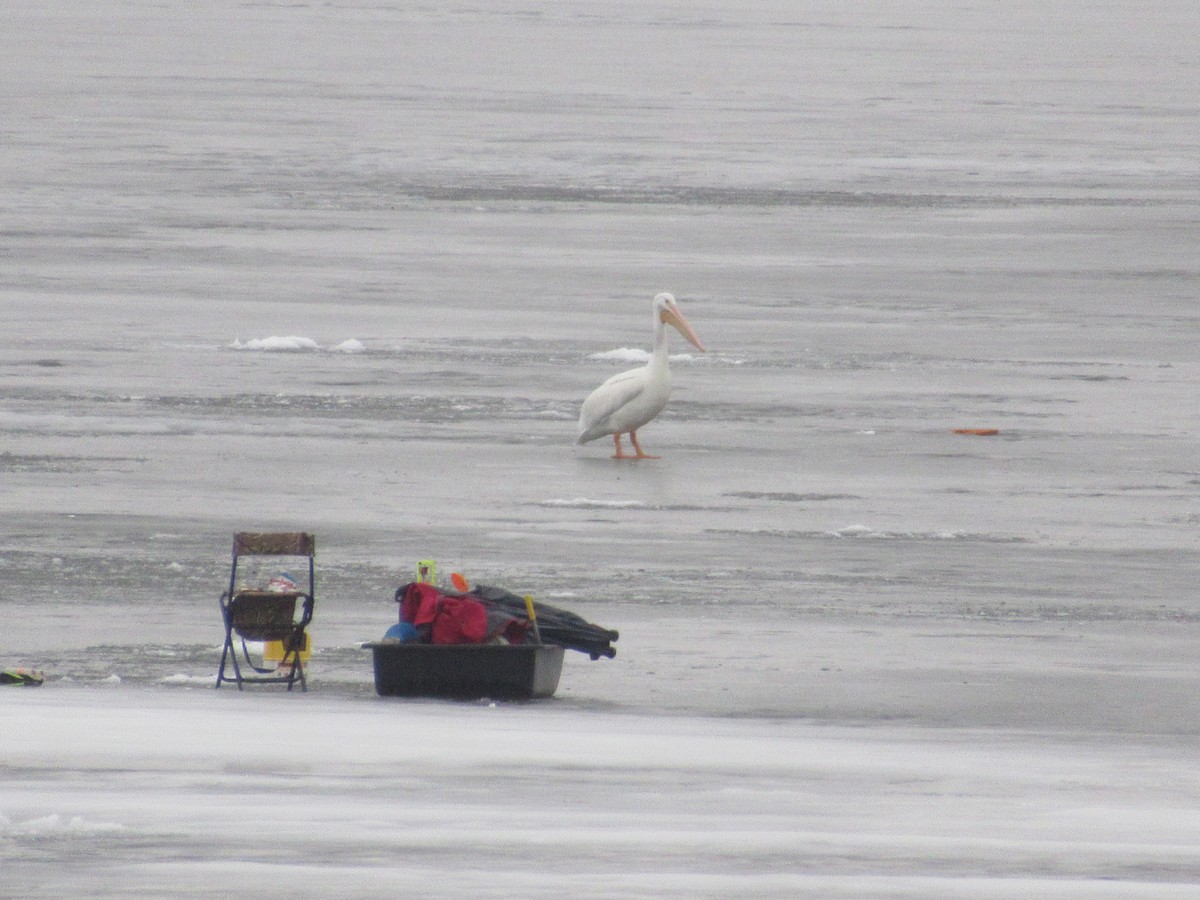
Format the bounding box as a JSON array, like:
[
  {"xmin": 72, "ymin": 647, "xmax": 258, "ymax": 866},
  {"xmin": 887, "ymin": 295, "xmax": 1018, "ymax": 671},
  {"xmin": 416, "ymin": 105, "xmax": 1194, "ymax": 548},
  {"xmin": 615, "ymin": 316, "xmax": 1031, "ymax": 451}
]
[
  {"xmin": 400, "ymin": 582, "xmax": 441, "ymax": 627},
  {"xmin": 430, "ymin": 596, "xmax": 489, "ymax": 644},
  {"xmin": 400, "ymin": 583, "xmax": 488, "ymax": 645}
]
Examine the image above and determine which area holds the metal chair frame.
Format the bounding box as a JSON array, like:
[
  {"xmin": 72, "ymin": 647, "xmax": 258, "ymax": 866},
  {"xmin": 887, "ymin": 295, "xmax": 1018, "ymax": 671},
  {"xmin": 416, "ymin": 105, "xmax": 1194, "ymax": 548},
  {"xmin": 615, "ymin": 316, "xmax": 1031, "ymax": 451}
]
[{"xmin": 216, "ymin": 532, "xmax": 315, "ymax": 692}]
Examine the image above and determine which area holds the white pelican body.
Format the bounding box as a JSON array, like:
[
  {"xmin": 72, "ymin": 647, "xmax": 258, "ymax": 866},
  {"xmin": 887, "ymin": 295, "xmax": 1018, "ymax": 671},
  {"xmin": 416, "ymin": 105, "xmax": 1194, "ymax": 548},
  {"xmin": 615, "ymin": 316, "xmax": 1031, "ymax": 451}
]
[{"xmin": 576, "ymin": 292, "xmax": 705, "ymax": 459}]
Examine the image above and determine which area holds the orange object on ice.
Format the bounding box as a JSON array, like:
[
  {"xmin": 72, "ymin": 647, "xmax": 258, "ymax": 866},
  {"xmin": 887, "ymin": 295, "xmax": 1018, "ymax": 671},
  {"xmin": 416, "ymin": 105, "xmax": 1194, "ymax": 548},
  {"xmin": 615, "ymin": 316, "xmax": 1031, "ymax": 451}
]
[{"xmin": 953, "ymin": 428, "xmax": 999, "ymax": 436}]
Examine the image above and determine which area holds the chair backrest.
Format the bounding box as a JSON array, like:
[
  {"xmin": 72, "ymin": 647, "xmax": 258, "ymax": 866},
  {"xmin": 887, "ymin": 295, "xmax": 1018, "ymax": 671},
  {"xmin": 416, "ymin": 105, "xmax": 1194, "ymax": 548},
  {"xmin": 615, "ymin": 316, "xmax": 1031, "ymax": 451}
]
[
  {"xmin": 226, "ymin": 532, "xmax": 316, "ymax": 605},
  {"xmin": 232, "ymin": 532, "xmax": 315, "ymax": 558}
]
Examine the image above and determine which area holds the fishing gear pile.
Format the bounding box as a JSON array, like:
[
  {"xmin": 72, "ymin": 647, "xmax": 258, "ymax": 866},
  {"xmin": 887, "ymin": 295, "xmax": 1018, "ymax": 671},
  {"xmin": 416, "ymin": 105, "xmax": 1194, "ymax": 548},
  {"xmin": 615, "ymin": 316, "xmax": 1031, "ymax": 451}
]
[{"xmin": 392, "ymin": 582, "xmax": 618, "ymax": 660}]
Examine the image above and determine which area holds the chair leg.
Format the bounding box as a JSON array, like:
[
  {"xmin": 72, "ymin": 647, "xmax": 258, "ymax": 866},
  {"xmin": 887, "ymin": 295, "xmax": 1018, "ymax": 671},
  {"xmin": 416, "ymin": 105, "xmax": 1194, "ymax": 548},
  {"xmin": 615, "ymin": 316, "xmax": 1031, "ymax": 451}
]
[
  {"xmin": 219, "ymin": 627, "xmax": 308, "ymax": 692},
  {"xmin": 216, "ymin": 633, "xmax": 238, "ymax": 689},
  {"xmin": 229, "ymin": 639, "xmax": 245, "ymax": 690},
  {"xmin": 282, "ymin": 634, "xmax": 307, "ymax": 692}
]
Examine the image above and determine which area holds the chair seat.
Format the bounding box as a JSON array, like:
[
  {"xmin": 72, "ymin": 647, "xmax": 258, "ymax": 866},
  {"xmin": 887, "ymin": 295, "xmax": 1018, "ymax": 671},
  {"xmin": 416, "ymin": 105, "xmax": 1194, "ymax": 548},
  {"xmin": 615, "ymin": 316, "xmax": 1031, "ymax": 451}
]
[{"xmin": 227, "ymin": 591, "xmax": 305, "ymax": 642}]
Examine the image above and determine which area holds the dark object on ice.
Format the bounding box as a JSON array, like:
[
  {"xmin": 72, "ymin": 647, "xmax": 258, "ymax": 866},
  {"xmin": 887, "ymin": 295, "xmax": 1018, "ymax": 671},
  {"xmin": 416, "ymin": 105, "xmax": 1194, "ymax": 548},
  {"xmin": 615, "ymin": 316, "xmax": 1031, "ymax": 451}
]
[
  {"xmin": 369, "ymin": 582, "xmax": 614, "ymax": 700},
  {"xmin": 391, "ymin": 582, "xmax": 618, "ymax": 659},
  {"xmin": 366, "ymin": 642, "xmax": 564, "ymax": 700},
  {"xmin": 468, "ymin": 584, "xmax": 619, "ymax": 660},
  {"xmin": 1, "ymin": 668, "xmax": 44, "ymax": 686},
  {"xmin": 216, "ymin": 532, "xmax": 315, "ymax": 693}
]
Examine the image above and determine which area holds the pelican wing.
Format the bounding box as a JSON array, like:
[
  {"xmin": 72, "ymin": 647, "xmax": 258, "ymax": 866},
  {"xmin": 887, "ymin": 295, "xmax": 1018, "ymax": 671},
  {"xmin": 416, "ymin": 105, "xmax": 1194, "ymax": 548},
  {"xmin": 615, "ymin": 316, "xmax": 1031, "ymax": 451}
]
[{"xmin": 577, "ymin": 369, "xmax": 647, "ymax": 443}]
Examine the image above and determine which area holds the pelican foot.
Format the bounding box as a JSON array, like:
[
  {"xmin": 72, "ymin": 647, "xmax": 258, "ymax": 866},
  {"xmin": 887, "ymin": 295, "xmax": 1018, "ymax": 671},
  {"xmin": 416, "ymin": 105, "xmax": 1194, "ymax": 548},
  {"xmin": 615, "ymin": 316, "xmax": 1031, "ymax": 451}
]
[{"xmin": 611, "ymin": 432, "xmax": 660, "ymax": 459}]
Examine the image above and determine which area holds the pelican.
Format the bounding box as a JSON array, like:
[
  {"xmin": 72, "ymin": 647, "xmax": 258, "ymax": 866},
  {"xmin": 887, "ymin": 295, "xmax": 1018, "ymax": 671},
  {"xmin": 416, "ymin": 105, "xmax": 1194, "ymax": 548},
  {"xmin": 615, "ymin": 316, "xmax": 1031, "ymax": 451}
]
[{"xmin": 576, "ymin": 292, "xmax": 705, "ymax": 459}]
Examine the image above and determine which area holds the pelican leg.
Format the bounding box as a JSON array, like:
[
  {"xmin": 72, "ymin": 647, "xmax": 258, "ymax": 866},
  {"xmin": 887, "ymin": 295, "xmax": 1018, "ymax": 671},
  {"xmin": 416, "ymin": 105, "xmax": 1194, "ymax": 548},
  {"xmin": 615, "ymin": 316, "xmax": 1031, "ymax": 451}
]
[
  {"xmin": 611, "ymin": 433, "xmax": 631, "ymax": 459},
  {"xmin": 628, "ymin": 431, "xmax": 659, "ymax": 460}
]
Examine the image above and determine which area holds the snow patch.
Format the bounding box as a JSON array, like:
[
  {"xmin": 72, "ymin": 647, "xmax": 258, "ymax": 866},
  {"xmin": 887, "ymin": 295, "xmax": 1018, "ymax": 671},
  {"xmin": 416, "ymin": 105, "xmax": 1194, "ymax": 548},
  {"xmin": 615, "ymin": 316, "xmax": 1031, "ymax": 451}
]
[
  {"xmin": 159, "ymin": 673, "xmax": 210, "ymax": 686},
  {"xmin": 590, "ymin": 348, "xmax": 649, "ymax": 363},
  {"xmin": 540, "ymin": 498, "xmax": 647, "ymax": 509},
  {"xmin": 588, "ymin": 348, "xmax": 698, "ymax": 363},
  {"xmin": 232, "ymin": 336, "xmax": 320, "ymax": 352},
  {"xmin": 0, "ymin": 812, "xmax": 124, "ymax": 836},
  {"xmin": 827, "ymin": 525, "xmax": 985, "ymax": 541},
  {"xmin": 831, "ymin": 524, "xmax": 875, "ymax": 537}
]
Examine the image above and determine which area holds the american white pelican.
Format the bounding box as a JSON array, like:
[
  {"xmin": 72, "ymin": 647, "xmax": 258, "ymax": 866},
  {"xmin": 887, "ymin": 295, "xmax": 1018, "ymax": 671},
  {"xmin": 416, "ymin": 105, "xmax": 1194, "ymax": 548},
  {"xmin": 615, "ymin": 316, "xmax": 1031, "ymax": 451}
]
[{"xmin": 576, "ymin": 292, "xmax": 705, "ymax": 459}]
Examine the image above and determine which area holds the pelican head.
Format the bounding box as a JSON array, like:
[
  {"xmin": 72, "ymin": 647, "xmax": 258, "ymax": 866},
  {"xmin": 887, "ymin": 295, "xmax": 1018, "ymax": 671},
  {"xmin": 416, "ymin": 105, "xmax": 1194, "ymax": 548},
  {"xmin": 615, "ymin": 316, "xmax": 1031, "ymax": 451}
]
[{"xmin": 654, "ymin": 292, "xmax": 705, "ymax": 352}]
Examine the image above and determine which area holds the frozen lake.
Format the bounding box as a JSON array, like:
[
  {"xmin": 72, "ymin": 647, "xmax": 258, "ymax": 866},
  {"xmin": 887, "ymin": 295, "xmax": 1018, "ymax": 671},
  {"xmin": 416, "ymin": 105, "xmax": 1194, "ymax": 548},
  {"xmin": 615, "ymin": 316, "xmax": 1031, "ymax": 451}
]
[{"xmin": 3, "ymin": 0, "xmax": 1200, "ymax": 896}]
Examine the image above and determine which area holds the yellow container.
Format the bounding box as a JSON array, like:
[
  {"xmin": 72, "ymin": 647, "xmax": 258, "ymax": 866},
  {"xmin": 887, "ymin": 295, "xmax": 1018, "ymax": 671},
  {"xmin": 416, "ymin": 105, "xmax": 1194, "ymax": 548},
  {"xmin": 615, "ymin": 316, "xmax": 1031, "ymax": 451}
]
[{"xmin": 262, "ymin": 633, "xmax": 312, "ymax": 665}]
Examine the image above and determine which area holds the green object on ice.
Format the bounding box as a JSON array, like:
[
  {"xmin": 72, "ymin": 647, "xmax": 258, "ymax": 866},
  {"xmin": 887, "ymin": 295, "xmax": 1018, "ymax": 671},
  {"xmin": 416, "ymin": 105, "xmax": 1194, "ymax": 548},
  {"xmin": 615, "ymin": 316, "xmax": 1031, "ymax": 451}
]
[{"xmin": 1, "ymin": 668, "xmax": 45, "ymax": 686}]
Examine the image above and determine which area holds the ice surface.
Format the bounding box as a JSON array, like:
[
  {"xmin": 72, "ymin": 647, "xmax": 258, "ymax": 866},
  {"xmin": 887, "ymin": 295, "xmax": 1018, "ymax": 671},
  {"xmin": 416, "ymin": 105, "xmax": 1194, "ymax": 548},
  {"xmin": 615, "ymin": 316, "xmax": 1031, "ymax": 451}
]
[
  {"xmin": 4, "ymin": 689, "xmax": 1200, "ymax": 899},
  {"xmin": 3, "ymin": 0, "xmax": 1200, "ymax": 896}
]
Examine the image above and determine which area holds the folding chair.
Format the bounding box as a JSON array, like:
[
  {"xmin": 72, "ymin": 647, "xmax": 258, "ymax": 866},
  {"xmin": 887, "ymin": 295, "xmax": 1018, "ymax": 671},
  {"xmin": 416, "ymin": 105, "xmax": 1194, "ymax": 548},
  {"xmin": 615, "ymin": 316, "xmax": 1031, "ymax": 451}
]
[{"xmin": 216, "ymin": 532, "xmax": 315, "ymax": 692}]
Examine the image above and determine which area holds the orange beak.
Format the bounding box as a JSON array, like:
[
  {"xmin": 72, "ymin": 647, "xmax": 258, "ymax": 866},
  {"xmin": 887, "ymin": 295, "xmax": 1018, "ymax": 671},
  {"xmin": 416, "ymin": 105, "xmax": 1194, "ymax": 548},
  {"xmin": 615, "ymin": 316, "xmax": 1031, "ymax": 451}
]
[{"xmin": 661, "ymin": 306, "xmax": 706, "ymax": 352}]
